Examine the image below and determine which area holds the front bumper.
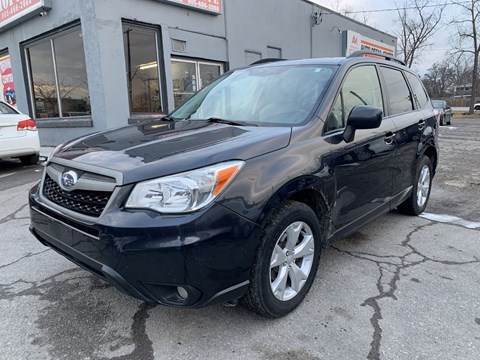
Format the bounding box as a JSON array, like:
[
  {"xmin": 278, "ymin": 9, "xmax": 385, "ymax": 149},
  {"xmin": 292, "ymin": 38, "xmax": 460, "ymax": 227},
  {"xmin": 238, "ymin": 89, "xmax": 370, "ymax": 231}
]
[{"xmin": 29, "ymin": 182, "xmax": 261, "ymax": 307}]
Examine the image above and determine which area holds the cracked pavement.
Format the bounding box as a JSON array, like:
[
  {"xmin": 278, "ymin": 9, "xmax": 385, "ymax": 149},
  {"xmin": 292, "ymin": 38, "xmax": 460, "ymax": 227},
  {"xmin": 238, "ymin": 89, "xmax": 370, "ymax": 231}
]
[{"xmin": 1, "ymin": 119, "xmax": 480, "ymax": 359}]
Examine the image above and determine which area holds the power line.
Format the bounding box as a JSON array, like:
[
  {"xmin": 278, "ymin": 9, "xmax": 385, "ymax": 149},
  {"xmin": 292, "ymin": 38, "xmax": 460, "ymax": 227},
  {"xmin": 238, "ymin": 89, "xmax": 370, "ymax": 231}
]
[{"xmin": 341, "ymin": 1, "xmax": 471, "ymax": 15}]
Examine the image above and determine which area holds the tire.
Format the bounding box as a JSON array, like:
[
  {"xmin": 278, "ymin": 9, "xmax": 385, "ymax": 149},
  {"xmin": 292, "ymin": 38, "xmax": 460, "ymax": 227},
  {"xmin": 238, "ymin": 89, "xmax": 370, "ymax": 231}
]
[
  {"xmin": 447, "ymin": 116, "xmax": 451, "ymax": 125},
  {"xmin": 439, "ymin": 116, "xmax": 444, "ymax": 126},
  {"xmin": 241, "ymin": 201, "xmax": 322, "ymax": 318},
  {"xmin": 19, "ymin": 153, "xmax": 39, "ymax": 166},
  {"xmin": 397, "ymin": 156, "xmax": 433, "ymax": 216}
]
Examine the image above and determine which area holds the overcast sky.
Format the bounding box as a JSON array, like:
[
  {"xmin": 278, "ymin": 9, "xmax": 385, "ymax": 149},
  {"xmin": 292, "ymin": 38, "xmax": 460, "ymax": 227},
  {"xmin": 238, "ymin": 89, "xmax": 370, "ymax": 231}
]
[{"xmin": 310, "ymin": 0, "xmax": 459, "ymax": 76}]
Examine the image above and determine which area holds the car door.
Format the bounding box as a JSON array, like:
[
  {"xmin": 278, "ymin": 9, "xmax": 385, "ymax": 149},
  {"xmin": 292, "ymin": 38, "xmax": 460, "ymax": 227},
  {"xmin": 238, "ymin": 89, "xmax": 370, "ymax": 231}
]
[
  {"xmin": 383, "ymin": 69, "xmax": 431, "ymax": 203},
  {"xmin": 325, "ymin": 65, "xmax": 397, "ymax": 235}
]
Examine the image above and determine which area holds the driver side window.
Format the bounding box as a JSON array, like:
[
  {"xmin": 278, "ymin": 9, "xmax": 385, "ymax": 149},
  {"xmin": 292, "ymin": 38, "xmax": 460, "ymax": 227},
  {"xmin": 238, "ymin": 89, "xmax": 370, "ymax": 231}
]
[{"xmin": 326, "ymin": 65, "xmax": 383, "ymax": 132}]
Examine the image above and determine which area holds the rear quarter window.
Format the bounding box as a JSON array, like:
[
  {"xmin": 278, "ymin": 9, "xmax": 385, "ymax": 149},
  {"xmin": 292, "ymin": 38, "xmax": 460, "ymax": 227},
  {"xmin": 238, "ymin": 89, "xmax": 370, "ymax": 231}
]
[{"xmin": 405, "ymin": 72, "xmax": 429, "ymax": 109}]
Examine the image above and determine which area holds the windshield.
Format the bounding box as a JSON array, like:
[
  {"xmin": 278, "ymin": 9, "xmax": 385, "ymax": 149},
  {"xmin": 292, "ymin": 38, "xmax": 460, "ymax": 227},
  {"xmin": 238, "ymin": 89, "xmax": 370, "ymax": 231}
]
[
  {"xmin": 432, "ymin": 100, "xmax": 444, "ymax": 109},
  {"xmin": 169, "ymin": 64, "xmax": 336, "ymax": 126}
]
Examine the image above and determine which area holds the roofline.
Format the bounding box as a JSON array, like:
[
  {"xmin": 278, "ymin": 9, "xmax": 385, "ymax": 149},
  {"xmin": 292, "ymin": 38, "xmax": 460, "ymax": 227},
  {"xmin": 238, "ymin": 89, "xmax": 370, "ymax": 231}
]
[{"xmin": 300, "ymin": 0, "xmax": 398, "ymax": 40}]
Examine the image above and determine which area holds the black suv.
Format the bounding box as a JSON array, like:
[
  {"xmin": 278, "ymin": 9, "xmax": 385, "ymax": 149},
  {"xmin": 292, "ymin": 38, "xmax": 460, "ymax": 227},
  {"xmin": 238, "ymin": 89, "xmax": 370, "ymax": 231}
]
[{"xmin": 29, "ymin": 52, "xmax": 438, "ymax": 317}]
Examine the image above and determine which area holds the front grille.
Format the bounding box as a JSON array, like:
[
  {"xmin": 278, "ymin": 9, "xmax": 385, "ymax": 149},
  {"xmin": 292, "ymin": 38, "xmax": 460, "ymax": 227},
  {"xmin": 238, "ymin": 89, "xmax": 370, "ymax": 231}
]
[{"xmin": 43, "ymin": 175, "xmax": 112, "ymax": 217}]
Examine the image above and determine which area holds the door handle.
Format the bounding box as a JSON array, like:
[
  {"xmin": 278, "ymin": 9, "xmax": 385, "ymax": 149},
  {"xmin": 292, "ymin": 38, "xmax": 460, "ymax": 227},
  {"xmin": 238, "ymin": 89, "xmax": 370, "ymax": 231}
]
[
  {"xmin": 384, "ymin": 132, "xmax": 396, "ymax": 145},
  {"xmin": 418, "ymin": 119, "xmax": 426, "ymax": 130}
]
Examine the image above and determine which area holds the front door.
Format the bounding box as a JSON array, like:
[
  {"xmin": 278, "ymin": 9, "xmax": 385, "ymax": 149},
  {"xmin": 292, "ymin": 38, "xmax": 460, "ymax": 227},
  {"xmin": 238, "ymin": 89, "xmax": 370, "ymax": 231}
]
[{"xmin": 326, "ymin": 65, "xmax": 397, "ymax": 235}]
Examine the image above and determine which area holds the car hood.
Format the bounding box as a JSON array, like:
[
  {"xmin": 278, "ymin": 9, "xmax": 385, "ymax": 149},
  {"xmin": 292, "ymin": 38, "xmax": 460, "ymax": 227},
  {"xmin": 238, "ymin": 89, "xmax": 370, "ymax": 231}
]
[{"xmin": 53, "ymin": 120, "xmax": 291, "ymax": 184}]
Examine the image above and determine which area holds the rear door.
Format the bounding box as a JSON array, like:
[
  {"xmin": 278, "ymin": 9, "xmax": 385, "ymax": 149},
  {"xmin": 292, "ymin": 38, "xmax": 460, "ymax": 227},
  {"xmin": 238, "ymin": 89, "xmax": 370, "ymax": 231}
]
[
  {"xmin": 326, "ymin": 65, "xmax": 397, "ymax": 235},
  {"xmin": 379, "ymin": 68, "xmax": 431, "ymax": 203}
]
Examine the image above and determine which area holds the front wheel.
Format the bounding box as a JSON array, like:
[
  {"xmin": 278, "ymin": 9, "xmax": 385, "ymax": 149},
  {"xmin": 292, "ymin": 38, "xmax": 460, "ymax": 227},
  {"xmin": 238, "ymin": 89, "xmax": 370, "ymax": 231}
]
[
  {"xmin": 397, "ymin": 156, "xmax": 433, "ymax": 216},
  {"xmin": 241, "ymin": 201, "xmax": 322, "ymax": 318}
]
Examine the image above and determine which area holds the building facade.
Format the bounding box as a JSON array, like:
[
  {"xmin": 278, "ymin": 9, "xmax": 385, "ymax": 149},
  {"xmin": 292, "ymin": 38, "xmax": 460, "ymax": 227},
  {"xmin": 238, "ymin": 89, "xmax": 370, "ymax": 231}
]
[{"xmin": 0, "ymin": 0, "xmax": 397, "ymax": 145}]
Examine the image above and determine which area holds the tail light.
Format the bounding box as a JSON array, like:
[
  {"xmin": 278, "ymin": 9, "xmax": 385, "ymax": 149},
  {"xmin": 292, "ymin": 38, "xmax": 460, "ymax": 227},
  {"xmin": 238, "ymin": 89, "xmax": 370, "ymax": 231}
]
[{"xmin": 17, "ymin": 119, "xmax": 37, "ymax": 131}]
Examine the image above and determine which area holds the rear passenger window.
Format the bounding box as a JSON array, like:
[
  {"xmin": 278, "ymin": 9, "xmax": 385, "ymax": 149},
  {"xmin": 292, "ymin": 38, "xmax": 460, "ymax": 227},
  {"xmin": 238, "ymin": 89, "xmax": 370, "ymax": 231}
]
[
  {"xmin": 405, "ymin": 72, "xmax": 429, "ymax": 109},
  {"xmin": 326, "ymin": 65, "xmax": 383, "ymax": 132},
  {"xmin": 380, "ymin": 67, "xmax": 413, "ymax": 115}
]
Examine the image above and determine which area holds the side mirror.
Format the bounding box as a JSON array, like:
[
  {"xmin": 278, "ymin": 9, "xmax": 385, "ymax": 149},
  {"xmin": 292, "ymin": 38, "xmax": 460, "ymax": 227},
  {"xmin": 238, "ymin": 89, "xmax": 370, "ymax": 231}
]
[{"xmin": 343, "ymin": 105, "xmax": 383, "ymax": 143}]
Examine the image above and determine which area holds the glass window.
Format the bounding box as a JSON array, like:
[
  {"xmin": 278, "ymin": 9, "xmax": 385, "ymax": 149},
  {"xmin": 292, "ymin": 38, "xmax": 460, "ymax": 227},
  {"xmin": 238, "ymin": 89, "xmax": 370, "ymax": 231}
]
[
  {"xmin": 26, "ymin": 25, "xmax": 90, "ymax": 119},
  {"xmin": 172, "ymin": 60, "xmax": 197, "ymax": 108},
  {"xmin": 380, "ymin": 67, "xmax": 413, "ymax": 115},
  {"xmin": 327, "ymin": 65, "xmax": 383, "ymax": 132},
  {"xmin": 405, "ymin": 72, "xmax": 429, "ymax": 109},
  {"xmin": 123, "ymin": 24, "xmax": 163, "ymax": 114},
  {"xmin": 54, "ymin": 29, "xmax": 90, "ymax": 117},
  {"xmin": 28, "ymin": 41, "xmax": 57, "ymax": 118},
  {"xmin": 0, "ymin": 102, "xmax": 17, "ymax": 114},
  {"xmin": 172, "ymin": 59, "xmax": 223, "ymax": 108},
  {"xmin": 170, "ymin": 65, "xmax": 334, "ymax": 126}
]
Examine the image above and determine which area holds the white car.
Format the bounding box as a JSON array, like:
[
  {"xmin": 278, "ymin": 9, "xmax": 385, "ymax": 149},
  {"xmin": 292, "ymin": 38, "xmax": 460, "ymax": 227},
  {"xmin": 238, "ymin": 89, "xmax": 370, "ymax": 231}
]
[
  {"xmin": 474, "ymin": 103, "xmax": 480, "ymax": 110},
  {"xmin": 0, "ymin": 101, "xmax": 40, "ymax": 165}
]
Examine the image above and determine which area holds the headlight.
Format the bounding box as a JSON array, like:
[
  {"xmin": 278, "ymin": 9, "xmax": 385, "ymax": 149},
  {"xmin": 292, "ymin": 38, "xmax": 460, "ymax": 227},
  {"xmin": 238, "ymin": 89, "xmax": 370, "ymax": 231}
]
[{"xmin": 125, "ymin": 161, "xmax": 245, "ymax": 213}]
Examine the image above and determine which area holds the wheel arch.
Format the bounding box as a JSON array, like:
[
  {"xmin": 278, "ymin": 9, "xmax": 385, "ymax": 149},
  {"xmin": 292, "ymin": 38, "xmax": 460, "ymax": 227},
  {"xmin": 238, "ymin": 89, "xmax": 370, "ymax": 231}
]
[
  {"xmin": 258, "ymin": 177, "xmax": 332, "ymax": 247},
  {"xmin": 422, "ymin": 145, "xmax": 438, "ymax": 175}
]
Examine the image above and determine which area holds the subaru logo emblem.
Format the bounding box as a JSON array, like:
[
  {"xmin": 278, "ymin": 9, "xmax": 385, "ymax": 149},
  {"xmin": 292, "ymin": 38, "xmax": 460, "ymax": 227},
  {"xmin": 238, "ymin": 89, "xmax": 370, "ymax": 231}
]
[{"xmin": 61, "ymin": 170, "xmax": 78, "ymax": 189}]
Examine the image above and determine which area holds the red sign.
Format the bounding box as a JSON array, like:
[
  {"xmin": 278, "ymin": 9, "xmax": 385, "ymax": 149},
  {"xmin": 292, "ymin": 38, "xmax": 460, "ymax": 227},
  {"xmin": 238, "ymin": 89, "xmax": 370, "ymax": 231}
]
[
  {"xmin": 0, "ymin": 0, "xmax": 43, "ymax": 29},
  {"xmin": 158, "ymin": 0, "xmax": 222, "ymax": 14},
  {"xmin": 0, "ymin": 54, "xmax": 16, "ymax": 108}
]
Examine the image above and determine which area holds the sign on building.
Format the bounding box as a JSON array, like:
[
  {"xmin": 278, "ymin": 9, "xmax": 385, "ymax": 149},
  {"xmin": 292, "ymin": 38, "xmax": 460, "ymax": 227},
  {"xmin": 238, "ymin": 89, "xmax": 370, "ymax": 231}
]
[
  {"xmin": 345, "ymin": 30, "xmax": 396, "ymax": 57},
  {"xmin": 0, "ymin": 0, "xmax": 52, "ymax": 32},
  {"xmin": 154, "ymin": 0, "xmax": 222, "ymax": 15},
  {"xmin": 0, "ymin": 54, "xmax": 16, "ymax": 108}
]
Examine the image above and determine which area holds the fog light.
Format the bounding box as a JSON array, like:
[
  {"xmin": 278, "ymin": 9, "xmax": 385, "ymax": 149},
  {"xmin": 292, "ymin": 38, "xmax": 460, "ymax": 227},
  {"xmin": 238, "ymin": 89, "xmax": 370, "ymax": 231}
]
[{"xmin": 177, "ymin": 286, "xmax": 188, "ymax": 299}]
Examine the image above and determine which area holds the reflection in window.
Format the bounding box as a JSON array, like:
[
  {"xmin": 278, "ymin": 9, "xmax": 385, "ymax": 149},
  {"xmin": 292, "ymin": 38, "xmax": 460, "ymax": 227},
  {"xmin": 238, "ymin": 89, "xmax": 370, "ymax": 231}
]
[
  {"xmin": 405, "ymin": 72, "xmax": 428, "ymax": 109},
  {"xmin": 123, "ymin": 24, "xmax": 162, "ymax": 114},
  {"xmin": 381, "ymin": 67, "xmax": 413, "ymax": 115},
  {"xmin": 172, "ymin": 59, "xmax": 223, "ymax": 108},
  {"xmin": 55, "ymin": 30, "xmax": 90, "ymax": 117},
  {"xmin": 26, "ymin": 25, "xmax": 90, "ymax": 119},
  {"xmin": 327, "ymin": 66, "xmax": 383, "ymax": 132}
]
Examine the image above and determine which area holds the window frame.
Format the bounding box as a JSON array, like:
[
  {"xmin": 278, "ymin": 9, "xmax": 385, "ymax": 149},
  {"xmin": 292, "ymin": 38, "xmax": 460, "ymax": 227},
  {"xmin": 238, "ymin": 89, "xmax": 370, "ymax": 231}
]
[
  {"xmin": 23, "ymin": 21, "xmax": 90, "ymax": 121},
  {"xmin": 404, "ymin": 71, "xmax": 430, "ymax": 110},
  {"xmin": 323, "ymin": 63, "xmax": 386, "ymax": 135},
  {"xmin": 171, "ymin": 57, "xmax": 224, "ymax": 108},
  {"xmin": 378, "ymin": 65, "xmax": 415, "ymax": 117},
  {"xmin": 122, "ymin": 20, "xmax": 168, "ymax": 116}
]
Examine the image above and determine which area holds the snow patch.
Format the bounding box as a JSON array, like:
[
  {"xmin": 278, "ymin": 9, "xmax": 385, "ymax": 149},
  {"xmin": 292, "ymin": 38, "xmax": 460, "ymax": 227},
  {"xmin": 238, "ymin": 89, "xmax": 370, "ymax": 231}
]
[{"xmin": 420, "ymin": 213, "xmax": 480, "ymax": 229}]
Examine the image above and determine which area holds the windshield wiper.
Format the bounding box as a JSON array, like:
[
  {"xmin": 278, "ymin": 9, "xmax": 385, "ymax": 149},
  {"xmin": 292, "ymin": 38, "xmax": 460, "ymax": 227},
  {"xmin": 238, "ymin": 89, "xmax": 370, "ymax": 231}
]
[
  {"xmin": 203, "ymin": 117, "xmax": 257, "ymax": 126},
  {"xmin": 161, "ymin": 115, "xmax": 179, "ymax": 122}
]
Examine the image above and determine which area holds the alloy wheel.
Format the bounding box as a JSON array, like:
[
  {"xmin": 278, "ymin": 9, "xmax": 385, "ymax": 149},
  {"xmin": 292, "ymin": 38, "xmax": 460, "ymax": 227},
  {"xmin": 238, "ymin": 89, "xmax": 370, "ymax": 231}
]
[
  {"xmin": 269, "ymin": 221, "xmax": 315, "ymax": 301},
  {"xmin": 416, "ymin": 165, "xmax": 431, "ymax": 207}
]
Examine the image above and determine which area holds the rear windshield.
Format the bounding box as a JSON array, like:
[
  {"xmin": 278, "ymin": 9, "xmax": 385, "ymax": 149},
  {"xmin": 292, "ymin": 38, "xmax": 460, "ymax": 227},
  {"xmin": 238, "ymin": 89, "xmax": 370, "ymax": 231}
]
[
  {"xmin": 0, "ymin": 102, "xmax": 18, "ymax": 115},
  {"xmin": 169, "ymin": 64, "xmax": 336, "ymax": 126},
  {"xmin": 432, "ymin": 100, "xmax": 444, "ymax": 109}
]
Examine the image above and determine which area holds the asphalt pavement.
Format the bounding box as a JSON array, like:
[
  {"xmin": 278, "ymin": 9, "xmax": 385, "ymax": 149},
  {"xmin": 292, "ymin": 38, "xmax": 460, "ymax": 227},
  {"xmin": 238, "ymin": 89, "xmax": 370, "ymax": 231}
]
[{"xmin": 1, "ymin": 119, "xmax": 479, "ymax": 360}]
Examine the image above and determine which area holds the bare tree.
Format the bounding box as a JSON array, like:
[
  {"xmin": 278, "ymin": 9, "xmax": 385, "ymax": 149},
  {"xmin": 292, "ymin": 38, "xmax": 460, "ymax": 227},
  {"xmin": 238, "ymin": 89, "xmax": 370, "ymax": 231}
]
[
  {"xmin": 422, "ymin": 55, "xmax": 474, "ymax": 97},
  {"xmin": 395, "ymin": 0, "xmax": 445, "ymax": 67},
  {"xmin": 328, "ymin": 0, "xmax": 372, "ymax": 25},
  {"xmin": 450, "ymin": 0, "xmax": 480, "ymax": 114}
]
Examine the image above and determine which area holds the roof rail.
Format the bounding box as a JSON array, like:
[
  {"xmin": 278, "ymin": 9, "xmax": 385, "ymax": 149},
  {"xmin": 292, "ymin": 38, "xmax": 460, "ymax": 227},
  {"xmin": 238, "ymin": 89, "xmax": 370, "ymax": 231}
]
[
  {"xmin": 250, "ymin": 58, "xmax": 286, "ymax": 66},
  {"xmin": 347, "ymin": 50, "xmax": 406, "ymax": 66}
]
